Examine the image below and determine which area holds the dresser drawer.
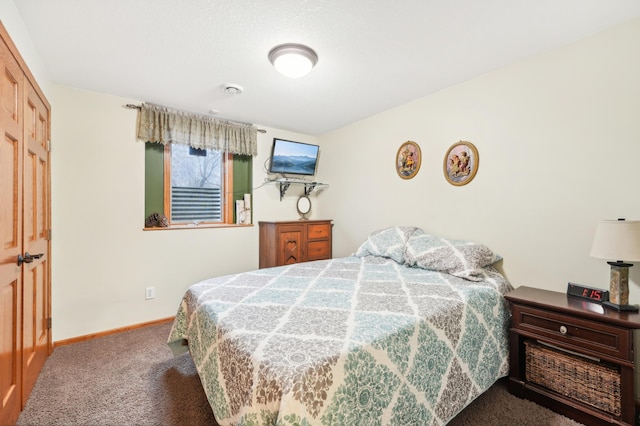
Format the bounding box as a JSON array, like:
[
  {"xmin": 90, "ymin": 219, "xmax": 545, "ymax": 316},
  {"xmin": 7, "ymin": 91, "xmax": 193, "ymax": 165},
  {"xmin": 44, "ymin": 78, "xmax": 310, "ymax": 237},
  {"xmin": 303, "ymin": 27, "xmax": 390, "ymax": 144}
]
[
  {"xmin": 307, "ymin": 223, "xmax": 330, "ymax": 240},
  {"xmin": 307, "ymin": 241, "xmax": 331, "ymax": 260},
  {"xmin": 511, "ymin": 304, "xmax": 631, "ymax": 361}
]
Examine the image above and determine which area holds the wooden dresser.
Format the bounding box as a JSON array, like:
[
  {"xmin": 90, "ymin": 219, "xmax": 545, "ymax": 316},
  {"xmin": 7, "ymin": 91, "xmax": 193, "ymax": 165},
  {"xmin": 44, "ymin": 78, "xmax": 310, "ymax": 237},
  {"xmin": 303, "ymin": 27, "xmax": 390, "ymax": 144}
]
[{"xmin": 259, "ymin": 220, "xmax": 332, "ymax": 268}]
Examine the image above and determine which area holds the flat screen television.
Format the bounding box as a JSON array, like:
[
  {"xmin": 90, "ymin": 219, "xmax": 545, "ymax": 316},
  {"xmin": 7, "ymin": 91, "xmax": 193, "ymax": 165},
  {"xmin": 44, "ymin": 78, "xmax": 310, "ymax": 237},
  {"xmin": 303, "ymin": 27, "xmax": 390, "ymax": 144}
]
[{"xmin": 268, "ymin": 138, "xmax": 319, "ymax": 176}]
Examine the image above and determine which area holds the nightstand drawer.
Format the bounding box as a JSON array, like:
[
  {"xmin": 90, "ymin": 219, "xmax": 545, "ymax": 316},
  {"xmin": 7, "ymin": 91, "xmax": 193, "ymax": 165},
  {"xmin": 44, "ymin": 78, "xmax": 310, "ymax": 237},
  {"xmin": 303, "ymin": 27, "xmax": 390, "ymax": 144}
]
[{"xmin": 512, "ymin": 304, "xmax": 631, "ymax": 361}]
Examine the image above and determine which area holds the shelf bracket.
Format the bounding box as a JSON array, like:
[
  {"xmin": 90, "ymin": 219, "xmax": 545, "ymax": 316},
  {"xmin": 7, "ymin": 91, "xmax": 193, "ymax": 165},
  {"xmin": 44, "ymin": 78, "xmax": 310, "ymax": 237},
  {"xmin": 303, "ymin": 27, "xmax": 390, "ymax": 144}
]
[
  {"xmin": 278, "ymin": 182, "xmax": 291, "ymax": 200},
  {"xmin": 304, "ymin": 183, "xmax": 317, "ymax": 195}
]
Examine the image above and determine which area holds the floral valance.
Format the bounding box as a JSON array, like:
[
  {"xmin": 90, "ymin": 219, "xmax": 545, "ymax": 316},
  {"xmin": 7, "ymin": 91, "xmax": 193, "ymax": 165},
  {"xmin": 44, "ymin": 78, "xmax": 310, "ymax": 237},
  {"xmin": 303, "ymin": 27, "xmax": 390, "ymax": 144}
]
[{"xmin": 136, "ymin": 103, "xmax": 258, "ymax": 156}]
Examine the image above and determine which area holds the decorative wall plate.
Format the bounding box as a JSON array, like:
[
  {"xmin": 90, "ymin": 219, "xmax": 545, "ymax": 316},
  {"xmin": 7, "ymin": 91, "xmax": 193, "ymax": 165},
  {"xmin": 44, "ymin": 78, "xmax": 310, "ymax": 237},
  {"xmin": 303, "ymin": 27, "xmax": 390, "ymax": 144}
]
[
  {"xmin": 396, "ymin": 141, "xmax": 421, "ymax": 179},
  {"xmin": 443, "ymin": 141, "xmax": 479, "ymax": 186}
]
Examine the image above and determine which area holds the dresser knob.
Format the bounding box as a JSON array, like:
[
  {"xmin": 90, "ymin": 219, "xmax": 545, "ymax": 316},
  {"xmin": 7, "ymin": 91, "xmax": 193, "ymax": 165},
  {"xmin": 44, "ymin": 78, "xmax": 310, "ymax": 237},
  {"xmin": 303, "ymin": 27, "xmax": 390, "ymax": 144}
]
[{"xmin": 559, "ymin": 325, "xmax": 567, "ymax": 334}]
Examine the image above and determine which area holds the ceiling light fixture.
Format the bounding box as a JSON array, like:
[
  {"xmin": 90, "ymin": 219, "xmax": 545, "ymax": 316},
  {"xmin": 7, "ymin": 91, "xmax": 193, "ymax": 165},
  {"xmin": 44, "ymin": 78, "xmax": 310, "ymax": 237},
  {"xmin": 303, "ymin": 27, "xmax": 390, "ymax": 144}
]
[{"xmin": 268, "ymin": 43, "xmax": 318, "ymax": 78}]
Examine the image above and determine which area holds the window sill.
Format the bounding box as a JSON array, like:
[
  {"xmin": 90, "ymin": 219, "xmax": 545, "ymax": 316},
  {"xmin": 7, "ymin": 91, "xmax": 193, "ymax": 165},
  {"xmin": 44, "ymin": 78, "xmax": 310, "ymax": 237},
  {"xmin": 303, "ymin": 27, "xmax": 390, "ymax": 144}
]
[{"xmin": 143, "ymin": 223, "xmax": 253, "ymax": 231}]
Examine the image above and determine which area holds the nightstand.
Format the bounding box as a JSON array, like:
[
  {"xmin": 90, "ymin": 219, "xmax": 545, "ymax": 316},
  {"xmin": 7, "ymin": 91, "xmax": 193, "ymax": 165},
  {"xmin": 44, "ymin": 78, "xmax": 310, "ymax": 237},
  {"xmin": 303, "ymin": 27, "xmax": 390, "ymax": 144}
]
[{"xmin": 505, "ymin": 286, "xmax": 640, "ymax": 426}]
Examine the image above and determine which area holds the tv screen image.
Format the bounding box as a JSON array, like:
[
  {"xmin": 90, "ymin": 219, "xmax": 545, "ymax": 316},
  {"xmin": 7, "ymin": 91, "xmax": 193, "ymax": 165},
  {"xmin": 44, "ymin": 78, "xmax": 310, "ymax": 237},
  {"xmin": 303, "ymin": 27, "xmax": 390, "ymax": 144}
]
[{"xmin": 269, "ymin": 138, "xmax": 319, "ymax": 176}]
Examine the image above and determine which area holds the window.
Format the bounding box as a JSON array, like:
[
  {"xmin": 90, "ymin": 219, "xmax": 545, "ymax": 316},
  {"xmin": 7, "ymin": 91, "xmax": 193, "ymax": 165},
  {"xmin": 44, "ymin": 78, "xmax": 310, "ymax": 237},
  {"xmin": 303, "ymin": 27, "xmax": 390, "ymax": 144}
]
[
  {"xmin": 171, "ymin": 145, "xmax": 223, "ymax": 223},
  {"xmin": 145, "ymin": 143, "xmax": 252, "ymax": 227},
  {"xmin": 137, "ymin": 103, "xmax": 257, "ymax": 228}
]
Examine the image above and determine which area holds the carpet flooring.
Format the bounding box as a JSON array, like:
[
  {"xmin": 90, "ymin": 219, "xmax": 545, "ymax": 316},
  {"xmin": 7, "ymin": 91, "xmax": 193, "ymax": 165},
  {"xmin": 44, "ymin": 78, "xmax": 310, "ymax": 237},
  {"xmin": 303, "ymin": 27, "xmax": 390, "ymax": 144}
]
[{"xmin": 17, "ymin": 322, "xmax": 584, "ymax": 425}]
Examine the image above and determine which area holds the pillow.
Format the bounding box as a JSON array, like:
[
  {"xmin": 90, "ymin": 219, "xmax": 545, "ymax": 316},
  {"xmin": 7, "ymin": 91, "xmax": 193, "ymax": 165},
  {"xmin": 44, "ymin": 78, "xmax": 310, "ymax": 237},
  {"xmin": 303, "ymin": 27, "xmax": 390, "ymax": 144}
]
[
  {"xmin": 403, "ymin": 233, "xmax": 502, "ymax": 281},
  {"xmin": 354, "ymin": 226, "xmax": 424, "ymax": 264}
]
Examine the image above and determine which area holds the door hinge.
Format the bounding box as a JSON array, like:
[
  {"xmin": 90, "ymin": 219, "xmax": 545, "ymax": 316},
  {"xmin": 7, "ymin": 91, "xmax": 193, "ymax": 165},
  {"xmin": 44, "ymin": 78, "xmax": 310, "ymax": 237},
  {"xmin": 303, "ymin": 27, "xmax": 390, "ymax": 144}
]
[
  {"xmin": 46, "ymin": 317, "xmax": 52, "ymax": 329},
  {"xmin": 47, "ymin": 229, "xmax": 52, "ymax": 240},
  {"xmin": 47, "ymin": 140, "xmax": 51, "ymax": 151}
]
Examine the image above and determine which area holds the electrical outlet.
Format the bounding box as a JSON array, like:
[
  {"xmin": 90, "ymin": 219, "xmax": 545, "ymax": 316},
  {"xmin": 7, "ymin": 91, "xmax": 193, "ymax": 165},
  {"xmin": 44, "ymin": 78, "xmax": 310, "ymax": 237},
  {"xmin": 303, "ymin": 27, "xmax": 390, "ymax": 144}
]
[{"xmin": 145, "ymin": 286, "xmax": 155, "ymax": 300}]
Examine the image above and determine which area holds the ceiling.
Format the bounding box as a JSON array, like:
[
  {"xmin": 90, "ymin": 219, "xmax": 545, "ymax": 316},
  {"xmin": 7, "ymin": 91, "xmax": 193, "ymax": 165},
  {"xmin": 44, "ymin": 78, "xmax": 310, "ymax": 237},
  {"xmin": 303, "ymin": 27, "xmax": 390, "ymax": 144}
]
[{"xmin": 14, "ymin": 0, "xmax": 640, "ymax": 136}]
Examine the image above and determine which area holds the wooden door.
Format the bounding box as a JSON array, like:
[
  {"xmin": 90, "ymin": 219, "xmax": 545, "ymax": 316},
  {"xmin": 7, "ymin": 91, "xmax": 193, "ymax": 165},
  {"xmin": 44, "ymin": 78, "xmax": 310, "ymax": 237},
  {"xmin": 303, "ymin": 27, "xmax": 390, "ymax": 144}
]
[
  {"xmin": 0, "ymin": 34, "xmax": 24, "ymax": 426},
  {"xmin": 0, "ymin": 24, "xmax": 51, "ymax": 425},
  {"xmin": 21, "ymin": 79, "xmax": 50, "ymax": 404}
]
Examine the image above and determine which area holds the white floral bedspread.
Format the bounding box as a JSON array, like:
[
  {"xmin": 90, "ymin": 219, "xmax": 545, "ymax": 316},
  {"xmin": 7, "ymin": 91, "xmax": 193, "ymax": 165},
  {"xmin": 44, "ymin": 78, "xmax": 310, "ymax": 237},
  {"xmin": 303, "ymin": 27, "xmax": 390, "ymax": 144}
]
[{"xmin": 168, "ymin": 255, "xmax": 512, "ymax": 425}]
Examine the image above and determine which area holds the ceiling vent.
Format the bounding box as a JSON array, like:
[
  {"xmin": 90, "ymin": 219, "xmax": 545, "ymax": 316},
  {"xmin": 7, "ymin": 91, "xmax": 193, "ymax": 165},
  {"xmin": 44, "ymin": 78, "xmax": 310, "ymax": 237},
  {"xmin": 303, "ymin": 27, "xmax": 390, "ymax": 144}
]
[{"xmin": 223, "ymin": 84, "xmax": 243, "ymax": 94}]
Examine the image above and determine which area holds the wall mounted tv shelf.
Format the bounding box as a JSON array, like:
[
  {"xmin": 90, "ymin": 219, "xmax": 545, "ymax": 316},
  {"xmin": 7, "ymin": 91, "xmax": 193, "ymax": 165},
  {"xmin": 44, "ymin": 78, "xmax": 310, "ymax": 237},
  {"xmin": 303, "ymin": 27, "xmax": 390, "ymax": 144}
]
[{"xmin": 265, "ymin": 178, "xmax": 329, "ymax": 200}]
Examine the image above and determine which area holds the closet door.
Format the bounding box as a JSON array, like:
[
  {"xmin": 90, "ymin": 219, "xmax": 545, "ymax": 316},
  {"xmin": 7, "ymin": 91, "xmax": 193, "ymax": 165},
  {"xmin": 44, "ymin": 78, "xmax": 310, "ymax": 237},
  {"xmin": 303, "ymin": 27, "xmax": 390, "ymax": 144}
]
[
  {"xmin": 0, "ymin": 24, "xmax": 51, "ymax": 425},
  {"xmin": 21, "ymin": 79, "xmax": 50, "ymax": 403},
  {"xmin": 0, "ymin": 34, "xmax": 24, "ymax": 426}
]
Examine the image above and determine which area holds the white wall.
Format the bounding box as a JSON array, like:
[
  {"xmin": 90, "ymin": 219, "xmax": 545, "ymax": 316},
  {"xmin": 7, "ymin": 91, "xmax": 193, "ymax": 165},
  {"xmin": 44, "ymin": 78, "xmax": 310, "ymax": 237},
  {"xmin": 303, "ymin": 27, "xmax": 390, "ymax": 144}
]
[
  {"xmin": 49, "ymin": 86, "xmax": 318, "ymax": 341},
  {"xmin": 317, "ymin": 18, "xmax": 640, "ymax": 302}
]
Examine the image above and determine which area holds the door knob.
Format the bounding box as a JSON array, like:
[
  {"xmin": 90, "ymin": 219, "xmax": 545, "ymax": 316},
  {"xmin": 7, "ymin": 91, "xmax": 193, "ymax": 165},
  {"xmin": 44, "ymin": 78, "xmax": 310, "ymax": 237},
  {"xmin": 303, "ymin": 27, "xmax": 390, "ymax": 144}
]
[{"xmin": 17, "ymin": 252, "xmax": 44, "ymax": 266}]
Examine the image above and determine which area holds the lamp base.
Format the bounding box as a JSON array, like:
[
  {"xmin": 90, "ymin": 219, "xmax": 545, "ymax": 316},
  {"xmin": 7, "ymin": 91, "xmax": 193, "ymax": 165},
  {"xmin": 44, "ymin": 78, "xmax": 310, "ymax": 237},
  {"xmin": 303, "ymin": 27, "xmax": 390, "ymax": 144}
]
[
  {"xmin": 602, "ymin": 301, "xmax": 639, "ymax": 312},
  {"xmin": 607, "ymin": 262, "xmax": 632, "ymax": 306}
]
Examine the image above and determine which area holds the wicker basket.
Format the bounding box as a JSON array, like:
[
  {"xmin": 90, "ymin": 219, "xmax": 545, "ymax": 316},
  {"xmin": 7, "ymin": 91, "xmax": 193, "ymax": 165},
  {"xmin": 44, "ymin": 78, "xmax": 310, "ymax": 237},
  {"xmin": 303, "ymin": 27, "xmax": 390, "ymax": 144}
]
[{"xmin": 525, "ymin": 340, "xmax": 621, "ymax": 416}]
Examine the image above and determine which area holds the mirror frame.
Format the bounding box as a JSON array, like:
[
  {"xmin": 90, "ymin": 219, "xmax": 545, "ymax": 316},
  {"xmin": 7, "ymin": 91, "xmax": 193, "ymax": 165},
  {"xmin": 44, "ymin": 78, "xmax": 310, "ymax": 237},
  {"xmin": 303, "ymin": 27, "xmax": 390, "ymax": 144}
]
[{"xmin": 296, "ymin": 195, "xmax": 312, "ymax": 219}]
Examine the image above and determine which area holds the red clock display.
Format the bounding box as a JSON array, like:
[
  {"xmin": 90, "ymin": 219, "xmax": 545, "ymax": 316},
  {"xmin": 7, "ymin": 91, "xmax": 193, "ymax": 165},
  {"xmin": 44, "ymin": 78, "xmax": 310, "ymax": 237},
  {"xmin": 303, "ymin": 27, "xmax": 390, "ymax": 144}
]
[
  {"xmin": 582, "ymin": 288, "xmax": 603, "ymax": 300},
  {"xmin": 566, "ymin": 283, "xmax": 609, "ymax": 303}
]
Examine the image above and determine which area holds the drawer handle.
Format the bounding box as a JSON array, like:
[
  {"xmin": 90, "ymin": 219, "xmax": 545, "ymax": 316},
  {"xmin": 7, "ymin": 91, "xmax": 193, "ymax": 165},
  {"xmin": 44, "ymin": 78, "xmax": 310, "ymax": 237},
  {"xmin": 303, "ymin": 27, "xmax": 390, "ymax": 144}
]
[{"xmin": 559, "ymin": 325, "xmax": 567, "ymax": 335}]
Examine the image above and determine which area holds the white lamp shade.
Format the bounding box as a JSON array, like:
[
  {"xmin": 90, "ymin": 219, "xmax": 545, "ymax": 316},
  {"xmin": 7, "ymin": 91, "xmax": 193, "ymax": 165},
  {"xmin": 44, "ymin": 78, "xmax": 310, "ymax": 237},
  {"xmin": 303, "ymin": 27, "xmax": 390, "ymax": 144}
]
[
  {"xmin": 590, "ymin": 220, "xmax": 640, "ymax": 262},
  {"xmin": 268, "ymin": 44, "xmax": 318, "ymax": 78}
]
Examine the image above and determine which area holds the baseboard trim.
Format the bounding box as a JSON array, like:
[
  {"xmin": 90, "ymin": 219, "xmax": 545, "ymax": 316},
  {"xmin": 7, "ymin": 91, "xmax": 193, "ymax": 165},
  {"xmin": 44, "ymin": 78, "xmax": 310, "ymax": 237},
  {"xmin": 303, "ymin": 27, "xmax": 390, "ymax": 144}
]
[{"xmin": 53, "ymin": 316, "xmax": 175, "ymax": 348}]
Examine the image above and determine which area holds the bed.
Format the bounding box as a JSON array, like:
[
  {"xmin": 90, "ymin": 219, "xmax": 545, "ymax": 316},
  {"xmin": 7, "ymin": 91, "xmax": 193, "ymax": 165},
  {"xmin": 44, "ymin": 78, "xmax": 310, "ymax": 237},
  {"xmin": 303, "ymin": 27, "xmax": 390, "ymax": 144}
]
[{"xmin": 168, "ymin": 226, "xmax": 513, "ymax": 425}]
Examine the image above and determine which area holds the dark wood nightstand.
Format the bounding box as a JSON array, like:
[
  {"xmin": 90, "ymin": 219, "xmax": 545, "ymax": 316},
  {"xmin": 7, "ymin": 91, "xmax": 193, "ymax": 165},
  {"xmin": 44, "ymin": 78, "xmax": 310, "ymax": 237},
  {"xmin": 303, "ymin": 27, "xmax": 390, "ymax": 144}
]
[{"xmin": 505, "ymin": 286, "xmax": 640, "ymax": 426}]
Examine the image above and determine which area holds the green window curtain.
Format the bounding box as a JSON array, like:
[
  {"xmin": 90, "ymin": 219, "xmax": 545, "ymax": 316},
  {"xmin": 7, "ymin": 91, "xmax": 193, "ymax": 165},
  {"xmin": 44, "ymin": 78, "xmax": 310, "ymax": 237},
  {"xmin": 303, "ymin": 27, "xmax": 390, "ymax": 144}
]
[
  {"xmin": 144, "ymin": 143, "xmax": 164, "ymax": 218},
  {"xmin": 233, "ymin": 154, "xmax": 253, "ymax": 220}
]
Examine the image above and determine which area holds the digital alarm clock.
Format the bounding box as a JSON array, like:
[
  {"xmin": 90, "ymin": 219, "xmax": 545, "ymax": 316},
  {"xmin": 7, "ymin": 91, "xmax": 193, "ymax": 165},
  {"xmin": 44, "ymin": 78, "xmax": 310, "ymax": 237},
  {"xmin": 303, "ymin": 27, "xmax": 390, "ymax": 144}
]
[{"xmin": 566, "ymin": 283, "xmax": 609, "ymax": 303}]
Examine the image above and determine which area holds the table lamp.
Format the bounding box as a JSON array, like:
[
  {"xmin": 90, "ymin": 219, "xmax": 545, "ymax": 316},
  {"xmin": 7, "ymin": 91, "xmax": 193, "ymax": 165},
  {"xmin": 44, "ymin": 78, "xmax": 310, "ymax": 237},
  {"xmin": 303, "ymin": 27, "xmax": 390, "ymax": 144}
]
[{"xmin": 590, "ymin": 219, "xmax": 640, "ymax": 312}]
